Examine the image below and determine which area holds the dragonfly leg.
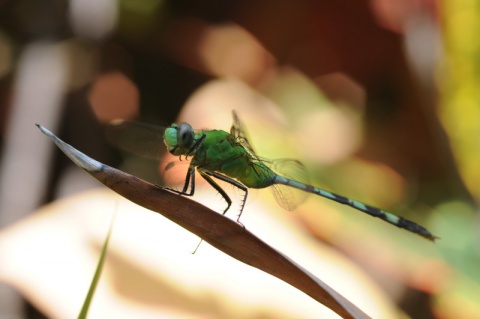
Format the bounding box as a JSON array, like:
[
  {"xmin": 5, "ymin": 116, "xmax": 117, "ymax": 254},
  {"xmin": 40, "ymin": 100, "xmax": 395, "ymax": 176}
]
[
  {"xmin": 165, "ymin": 164, "xmax": 196, "ymax": 196},
  {"xmin": 199, "ymin": 168, "xmax": 248, "ymax": 224},
  {"xmin": 197, "ymin": 168, "xmax": 232, "ymax": 216},
  {"xmin": 190, "ymin": 168, "xmax": 247, "ymax": 254},
  {"xmin": 186, "ymin": 133, "xmax": 206, "ymax": 160},
  {"xmin": 190, "ymin": 168, "xmax": 236, "ymax": 254}
]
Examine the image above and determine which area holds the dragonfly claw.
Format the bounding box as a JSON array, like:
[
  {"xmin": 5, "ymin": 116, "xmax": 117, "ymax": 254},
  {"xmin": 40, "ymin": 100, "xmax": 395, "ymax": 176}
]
[{"xmin": 236, "ymin": 217, "xmax": 245, "ymax": 228}]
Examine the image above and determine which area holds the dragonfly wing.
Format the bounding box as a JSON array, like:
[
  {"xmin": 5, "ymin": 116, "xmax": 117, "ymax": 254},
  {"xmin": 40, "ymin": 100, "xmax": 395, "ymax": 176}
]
[
  {"xmin": 230, "ymin": 111, "xmax": 257, "ymax": 157},
  {"xmin": 105, "ymin": 120, "xmax": 166, "ymax": 160},
  {"xmin": 269, "ymin": 184, "xmax": 299, "ymax": 211},
  {"xmin": 267, "ymin": 159, "xmax": 310, "ymax": 211},
  {"xmin": 230, "ymin": 112, "xmax": 308, "ymax": 210}
]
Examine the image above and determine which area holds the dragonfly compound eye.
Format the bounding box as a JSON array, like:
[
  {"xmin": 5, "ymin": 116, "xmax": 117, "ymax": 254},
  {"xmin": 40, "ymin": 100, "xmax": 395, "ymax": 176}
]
[{"xmin": 177, "ymin": 123, "xmax": 194, "ymax": 148}]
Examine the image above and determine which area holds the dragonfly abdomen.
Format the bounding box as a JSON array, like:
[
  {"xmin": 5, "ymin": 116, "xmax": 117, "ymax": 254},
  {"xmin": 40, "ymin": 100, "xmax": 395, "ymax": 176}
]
[{"xmin": 273, "ymin": 175, "xmax": 437, "ymax": 241}]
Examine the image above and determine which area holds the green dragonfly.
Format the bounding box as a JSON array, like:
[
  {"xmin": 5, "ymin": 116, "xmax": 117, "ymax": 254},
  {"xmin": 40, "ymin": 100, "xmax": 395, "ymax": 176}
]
[{"xmin": 107, "ymin": 111, "xmax": 437, "ymax": 241}]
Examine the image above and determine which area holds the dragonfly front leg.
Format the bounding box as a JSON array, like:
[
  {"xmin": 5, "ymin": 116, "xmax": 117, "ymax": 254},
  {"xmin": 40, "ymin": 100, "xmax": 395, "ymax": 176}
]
[
  {"xmin": 166, "ymin": 164, "xmax": 196, "ymax": 196},
  {"xmin": 185, "ymin": 133, "xmax": 206, "ymax": 160},
  {"xmin": 198, "ymin": 168, "xmax": 248, "ymax": 223}
]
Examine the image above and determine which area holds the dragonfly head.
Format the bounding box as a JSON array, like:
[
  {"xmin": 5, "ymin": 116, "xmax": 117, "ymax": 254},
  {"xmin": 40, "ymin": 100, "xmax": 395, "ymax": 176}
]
[{"xmin": 163, "ymin": 123, "xmax": 195, "ymax": 156}]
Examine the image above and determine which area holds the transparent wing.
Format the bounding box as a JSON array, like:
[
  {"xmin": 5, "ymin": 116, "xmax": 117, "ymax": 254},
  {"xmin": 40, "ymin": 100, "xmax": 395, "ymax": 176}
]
[
  {"xmin": 105, "ymin": 120, "xmax": 167, "ymax": 160},
  {"xmin": 230, "ymin": 111, "xmax": 309, "ymax": 210},
  {"xmin": 267, "ymin": 159, "xmax": 310, "ymax": 211},
  {"xmin": 230, "ymin": 110, "xmax": 257, "ymax": 157}
]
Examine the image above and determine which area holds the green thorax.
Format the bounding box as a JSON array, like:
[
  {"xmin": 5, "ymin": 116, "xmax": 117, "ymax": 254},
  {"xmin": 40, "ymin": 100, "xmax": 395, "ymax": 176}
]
[{"xmin": 164, "ymin": 125, "xmax": 275, "ymax": 188}]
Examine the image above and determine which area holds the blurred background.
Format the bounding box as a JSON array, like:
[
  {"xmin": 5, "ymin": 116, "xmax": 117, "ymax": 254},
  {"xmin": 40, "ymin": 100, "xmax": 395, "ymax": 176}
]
[{"xmin": 0, "ymin": 0, "xmax": 479, "ymax": 318}]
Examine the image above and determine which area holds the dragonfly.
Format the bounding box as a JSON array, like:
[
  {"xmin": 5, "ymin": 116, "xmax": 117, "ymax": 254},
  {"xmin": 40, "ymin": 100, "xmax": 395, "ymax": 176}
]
[{"xmin": 106, "ymin": 111, "xmax": 437, "ymax": 241}]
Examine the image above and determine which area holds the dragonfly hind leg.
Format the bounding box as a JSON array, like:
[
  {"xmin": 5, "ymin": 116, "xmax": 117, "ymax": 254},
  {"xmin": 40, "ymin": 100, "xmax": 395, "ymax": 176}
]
[{"xmin": 198, "ymin": 168, "xmax": 248, "ymax": 224}]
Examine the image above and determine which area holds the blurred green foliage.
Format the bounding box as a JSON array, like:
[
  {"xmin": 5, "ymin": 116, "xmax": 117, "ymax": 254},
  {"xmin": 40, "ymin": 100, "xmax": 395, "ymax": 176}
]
[{"xmin": 437, "ymin": 0, "xmax": 480, "ymax": 316}]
